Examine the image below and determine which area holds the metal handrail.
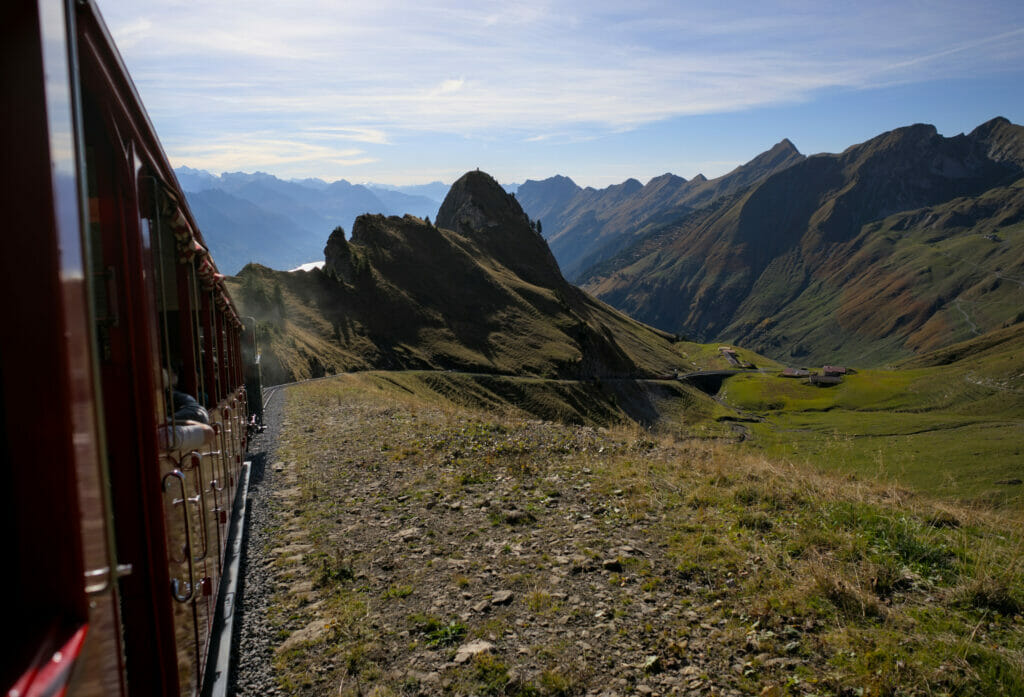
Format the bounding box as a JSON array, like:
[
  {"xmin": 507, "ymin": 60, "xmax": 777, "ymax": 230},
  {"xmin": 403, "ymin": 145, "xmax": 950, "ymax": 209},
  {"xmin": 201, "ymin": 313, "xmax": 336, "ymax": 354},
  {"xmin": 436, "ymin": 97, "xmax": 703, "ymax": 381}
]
[
  {"xmin": 209, "ymin": 421, "xmax": 226, "ymax": 493},
  {"xmin": 162, "ymin": 469, "xmax": 194, "ymax": 603},
  {"xmin": 180, "ymin": 452, "xmax": 209, "ymax": 562}
]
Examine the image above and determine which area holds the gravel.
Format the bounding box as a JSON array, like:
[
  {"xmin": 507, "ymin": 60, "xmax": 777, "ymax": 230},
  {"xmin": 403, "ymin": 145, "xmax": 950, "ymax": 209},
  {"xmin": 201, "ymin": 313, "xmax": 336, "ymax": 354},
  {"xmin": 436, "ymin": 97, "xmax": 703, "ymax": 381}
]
[{"xmin": 229, "ymin": 390, "xmax": 285, "ymax": 696}]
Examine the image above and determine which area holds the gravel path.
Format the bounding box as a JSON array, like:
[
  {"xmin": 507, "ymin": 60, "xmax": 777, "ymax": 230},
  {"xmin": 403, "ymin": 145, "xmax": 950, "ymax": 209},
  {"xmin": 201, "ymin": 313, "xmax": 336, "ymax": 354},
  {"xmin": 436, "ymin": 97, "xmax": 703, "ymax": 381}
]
[
  {"xmin": 230, "ymin": 390, "xmax": 286, "ymax": 696},
  {"xmin": 253, "ymin": 381, "xmax": 785, "ymax": 696}
]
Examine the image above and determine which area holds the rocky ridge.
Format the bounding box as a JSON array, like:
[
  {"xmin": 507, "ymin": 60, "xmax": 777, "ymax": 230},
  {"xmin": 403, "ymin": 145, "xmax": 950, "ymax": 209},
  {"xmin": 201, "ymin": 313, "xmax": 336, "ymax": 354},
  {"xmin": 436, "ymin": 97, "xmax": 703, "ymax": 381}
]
[{"xmin": 234, "ymin": 170, "xmax": 696, "ymax": 384}]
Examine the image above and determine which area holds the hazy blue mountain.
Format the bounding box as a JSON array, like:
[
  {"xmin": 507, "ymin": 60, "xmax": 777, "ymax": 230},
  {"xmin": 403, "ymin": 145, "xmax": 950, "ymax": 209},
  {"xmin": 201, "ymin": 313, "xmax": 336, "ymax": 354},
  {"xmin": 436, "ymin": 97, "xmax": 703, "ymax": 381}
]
[
  {"xmin": 361, "ymin": 187, "xmax": 442, "ymax": 222},
  {"xmin": 177, "ymin": 169, "xmax": 446, "ymax": 273},
  {"xmin": 186, "ymin": 188, "xmax": 324, "ymax": 274},
  {"xmin": 175, "ymin": 165, "xmax": 220, "ymax": 192},
  {"xmin": 289, "ymin": 177, "xmax": 331, "ymax": 190},
  {"xmin": 365, "ymin": 181, "xmax": 450, "ymax": 202}
]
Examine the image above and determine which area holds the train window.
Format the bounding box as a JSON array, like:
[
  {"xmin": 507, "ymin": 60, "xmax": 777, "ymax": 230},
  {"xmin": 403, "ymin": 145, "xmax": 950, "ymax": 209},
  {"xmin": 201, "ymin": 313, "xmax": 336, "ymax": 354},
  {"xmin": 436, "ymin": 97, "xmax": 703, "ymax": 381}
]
[{"xmin": 81, "ymin": 87, "xmax": 188, "ymax": 696}]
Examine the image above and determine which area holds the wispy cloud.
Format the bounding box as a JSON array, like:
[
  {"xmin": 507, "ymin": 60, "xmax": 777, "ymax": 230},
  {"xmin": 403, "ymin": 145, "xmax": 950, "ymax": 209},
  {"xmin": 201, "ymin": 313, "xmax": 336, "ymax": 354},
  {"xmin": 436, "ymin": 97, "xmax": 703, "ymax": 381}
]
[
  {"xmin": 100, "ymin": 0, "xmax": 1024, "ymax": 180},
  {"xmin": 302, "ymin": 127, "xmax": 391, "ymax": 145},
  {"xmin": 167, "ymin": 136, "xmax": 376, "ymax": 173}
]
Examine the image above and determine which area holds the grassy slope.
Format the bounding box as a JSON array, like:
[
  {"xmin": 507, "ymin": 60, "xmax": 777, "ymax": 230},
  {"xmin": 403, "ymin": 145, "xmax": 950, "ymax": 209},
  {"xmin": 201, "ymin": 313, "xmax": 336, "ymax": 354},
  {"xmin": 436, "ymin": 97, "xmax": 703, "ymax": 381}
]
[
  {"xmin": 359, "ymin": 370, "xmax": 737, "ymax": 436},
  {"xmin": 727, "ymin": 178, "xmax": 1024, "ymax": 366},
  {"xmin": 719, "ymin": 323, "xmax": 1024, "ymax": 508},
  {"xmin": 267, "ymin": 374, "xmax": 1024, "ymax": 696}
]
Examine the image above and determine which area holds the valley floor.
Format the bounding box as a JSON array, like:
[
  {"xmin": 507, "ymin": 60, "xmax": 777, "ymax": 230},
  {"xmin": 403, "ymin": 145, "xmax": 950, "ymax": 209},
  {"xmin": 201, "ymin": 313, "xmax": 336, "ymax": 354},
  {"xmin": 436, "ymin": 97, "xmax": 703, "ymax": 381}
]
[{"xmin": 244, "ymin": 374, "xmax": 1024, "ymax": 697}]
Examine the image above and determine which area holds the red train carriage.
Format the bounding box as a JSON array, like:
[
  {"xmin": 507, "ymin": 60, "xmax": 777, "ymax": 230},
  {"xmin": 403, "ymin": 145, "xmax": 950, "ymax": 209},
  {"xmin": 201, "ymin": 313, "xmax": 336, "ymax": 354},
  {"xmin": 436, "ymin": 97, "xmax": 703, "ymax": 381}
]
[{"xmin": 3, "ymin": 1, "xmax": 251, "ymax": 695}]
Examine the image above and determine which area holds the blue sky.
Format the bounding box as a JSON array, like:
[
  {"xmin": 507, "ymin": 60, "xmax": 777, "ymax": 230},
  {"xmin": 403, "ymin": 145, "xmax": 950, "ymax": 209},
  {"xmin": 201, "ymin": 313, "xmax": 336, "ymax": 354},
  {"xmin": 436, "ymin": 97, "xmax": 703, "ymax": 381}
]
[{"xmin": 99, "ymin": 0, "xmax": 1024, "ymax": 188}]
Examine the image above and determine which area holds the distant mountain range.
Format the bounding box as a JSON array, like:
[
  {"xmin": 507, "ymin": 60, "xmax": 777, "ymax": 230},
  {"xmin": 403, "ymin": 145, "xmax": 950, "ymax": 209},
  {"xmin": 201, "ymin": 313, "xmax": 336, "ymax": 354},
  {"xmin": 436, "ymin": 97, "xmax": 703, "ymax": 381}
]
[{"xmin": 176, "ymin": 167, "xmax": 447, "ymax": 274}]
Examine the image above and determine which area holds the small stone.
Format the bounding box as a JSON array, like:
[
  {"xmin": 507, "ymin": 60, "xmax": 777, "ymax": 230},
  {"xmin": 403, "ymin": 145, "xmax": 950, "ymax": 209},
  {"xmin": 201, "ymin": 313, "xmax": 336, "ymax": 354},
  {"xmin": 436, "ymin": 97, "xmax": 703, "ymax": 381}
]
[
  {"xmin": 570, "ymin": 555, "xmax": 593, "ymax": 573},
  {"xmin": 472, "ymin": 600, "xmax": 490, "ymax": 613},
  {"xmin": 454, "ymin": 639, "xmax": 495, "ymax": 664},
  {"xmin": 492, "ymin": 590, "xmax": 514, "ymax": 605},
  {"xmin": 641, "ymin": 655, "xmax": 662, "ymax": 673},
  {"xmin": 504, "ymin": 509, "xmax": 535, "ymax": 525},
  {"xmin": 397, "ymin": 527, "xmax": 420, "ymax": 541}
]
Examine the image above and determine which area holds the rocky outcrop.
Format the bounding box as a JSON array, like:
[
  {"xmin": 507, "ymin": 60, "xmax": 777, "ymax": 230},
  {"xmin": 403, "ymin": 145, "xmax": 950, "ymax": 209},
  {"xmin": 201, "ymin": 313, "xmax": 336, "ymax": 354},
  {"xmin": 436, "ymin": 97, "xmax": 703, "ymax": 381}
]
[
  {"xmin": 323, "ymin": 225, "xmax": 354, "ymax": 282},
  {"xmin": 235, "ymin": 170, "xmax": 692, "ymax": 381},
  {"xmin": 437, "ymin": 170, "xmax": 565, "ymax": 289},
  {"xmin": 437, "ymin": 170, "xmax": 531, "ymax": 233}
]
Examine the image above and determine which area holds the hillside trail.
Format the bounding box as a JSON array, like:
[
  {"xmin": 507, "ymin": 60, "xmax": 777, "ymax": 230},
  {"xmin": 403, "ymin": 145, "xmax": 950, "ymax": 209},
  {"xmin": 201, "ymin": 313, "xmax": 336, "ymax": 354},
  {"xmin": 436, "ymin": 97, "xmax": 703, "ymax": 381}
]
[{"xmin": 244, "ymin": 379, "xmax": 822, "ymax": 697}]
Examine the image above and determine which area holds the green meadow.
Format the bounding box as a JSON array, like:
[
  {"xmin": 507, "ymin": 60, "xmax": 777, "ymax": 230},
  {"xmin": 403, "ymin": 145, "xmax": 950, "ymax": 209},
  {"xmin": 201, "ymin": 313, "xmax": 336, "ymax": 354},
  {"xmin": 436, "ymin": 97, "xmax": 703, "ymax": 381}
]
[{"xmin": 720, "ymin": 352, "xmax": 1024, "ymax": 509}]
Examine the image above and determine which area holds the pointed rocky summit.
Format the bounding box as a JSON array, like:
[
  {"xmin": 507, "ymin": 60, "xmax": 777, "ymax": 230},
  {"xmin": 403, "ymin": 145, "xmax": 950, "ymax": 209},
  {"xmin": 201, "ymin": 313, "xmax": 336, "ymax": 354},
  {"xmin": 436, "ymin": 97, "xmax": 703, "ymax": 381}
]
[
  {"xmin": 437, "ymin": 170, "xmax": 564, "ymax": 288},
  {"xmin": 437, "ymin": 170, "xmax": 529, "ymax": 233}
]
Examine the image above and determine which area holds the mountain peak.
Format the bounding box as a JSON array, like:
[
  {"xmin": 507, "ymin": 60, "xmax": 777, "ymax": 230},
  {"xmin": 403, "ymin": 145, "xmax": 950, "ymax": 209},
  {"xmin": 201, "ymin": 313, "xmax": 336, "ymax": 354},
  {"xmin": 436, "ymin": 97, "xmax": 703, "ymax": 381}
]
[
  {"xmin": 437, "ymin": 170, "xmax": 563, "ymax": 289},
  {"xmin": 647, "ymin": 173, "xmax": 686, "ymax": 187},
  {"xmin": 971, "ymin": 116, "xmax": 1011, "ymax": 135},
  {"xmin": 741, "ymin": 139, "xmax": 805, "ymax": 173},
  {"xmin": 545, "ymin": 174, "xmax": 578, "ymax": 186},
  {"xmin": 855, "ymin": 123, "xmax": 939, "ymax": 154},
  {"xmin": 619, "ymin": 178, "xmax": 643, "ymax": 193},
  {"xmin": 969, "ymin": 116, "xmax": 1024, "ymax": 168},
  {"xmin": 436, "ymin": 170, "xmax": 529, "ymax": 232}
]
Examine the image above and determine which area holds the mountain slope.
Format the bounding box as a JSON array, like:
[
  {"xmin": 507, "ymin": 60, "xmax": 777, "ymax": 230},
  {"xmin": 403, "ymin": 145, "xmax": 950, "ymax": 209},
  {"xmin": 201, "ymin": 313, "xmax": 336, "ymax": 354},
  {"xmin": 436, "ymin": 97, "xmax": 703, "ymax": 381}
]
[
  {"xmin": 517, "ymin": 139, "xmax": 804, "ymax": 279},
  {"xmin": 582, "ymin": 118, "xmax": 1024, "ymax": 366},
  {"xmin": 228, "ymin": 171, "xmax": 765, "ymax": 385}
]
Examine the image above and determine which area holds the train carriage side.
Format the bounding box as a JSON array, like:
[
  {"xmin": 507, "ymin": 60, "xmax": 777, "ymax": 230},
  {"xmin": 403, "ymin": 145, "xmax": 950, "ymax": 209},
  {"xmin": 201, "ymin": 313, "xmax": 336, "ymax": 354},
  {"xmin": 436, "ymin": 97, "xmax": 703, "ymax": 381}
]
[{"xmin": 3, "ymin": 2, "xmax": 250, "ymax": 696}]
